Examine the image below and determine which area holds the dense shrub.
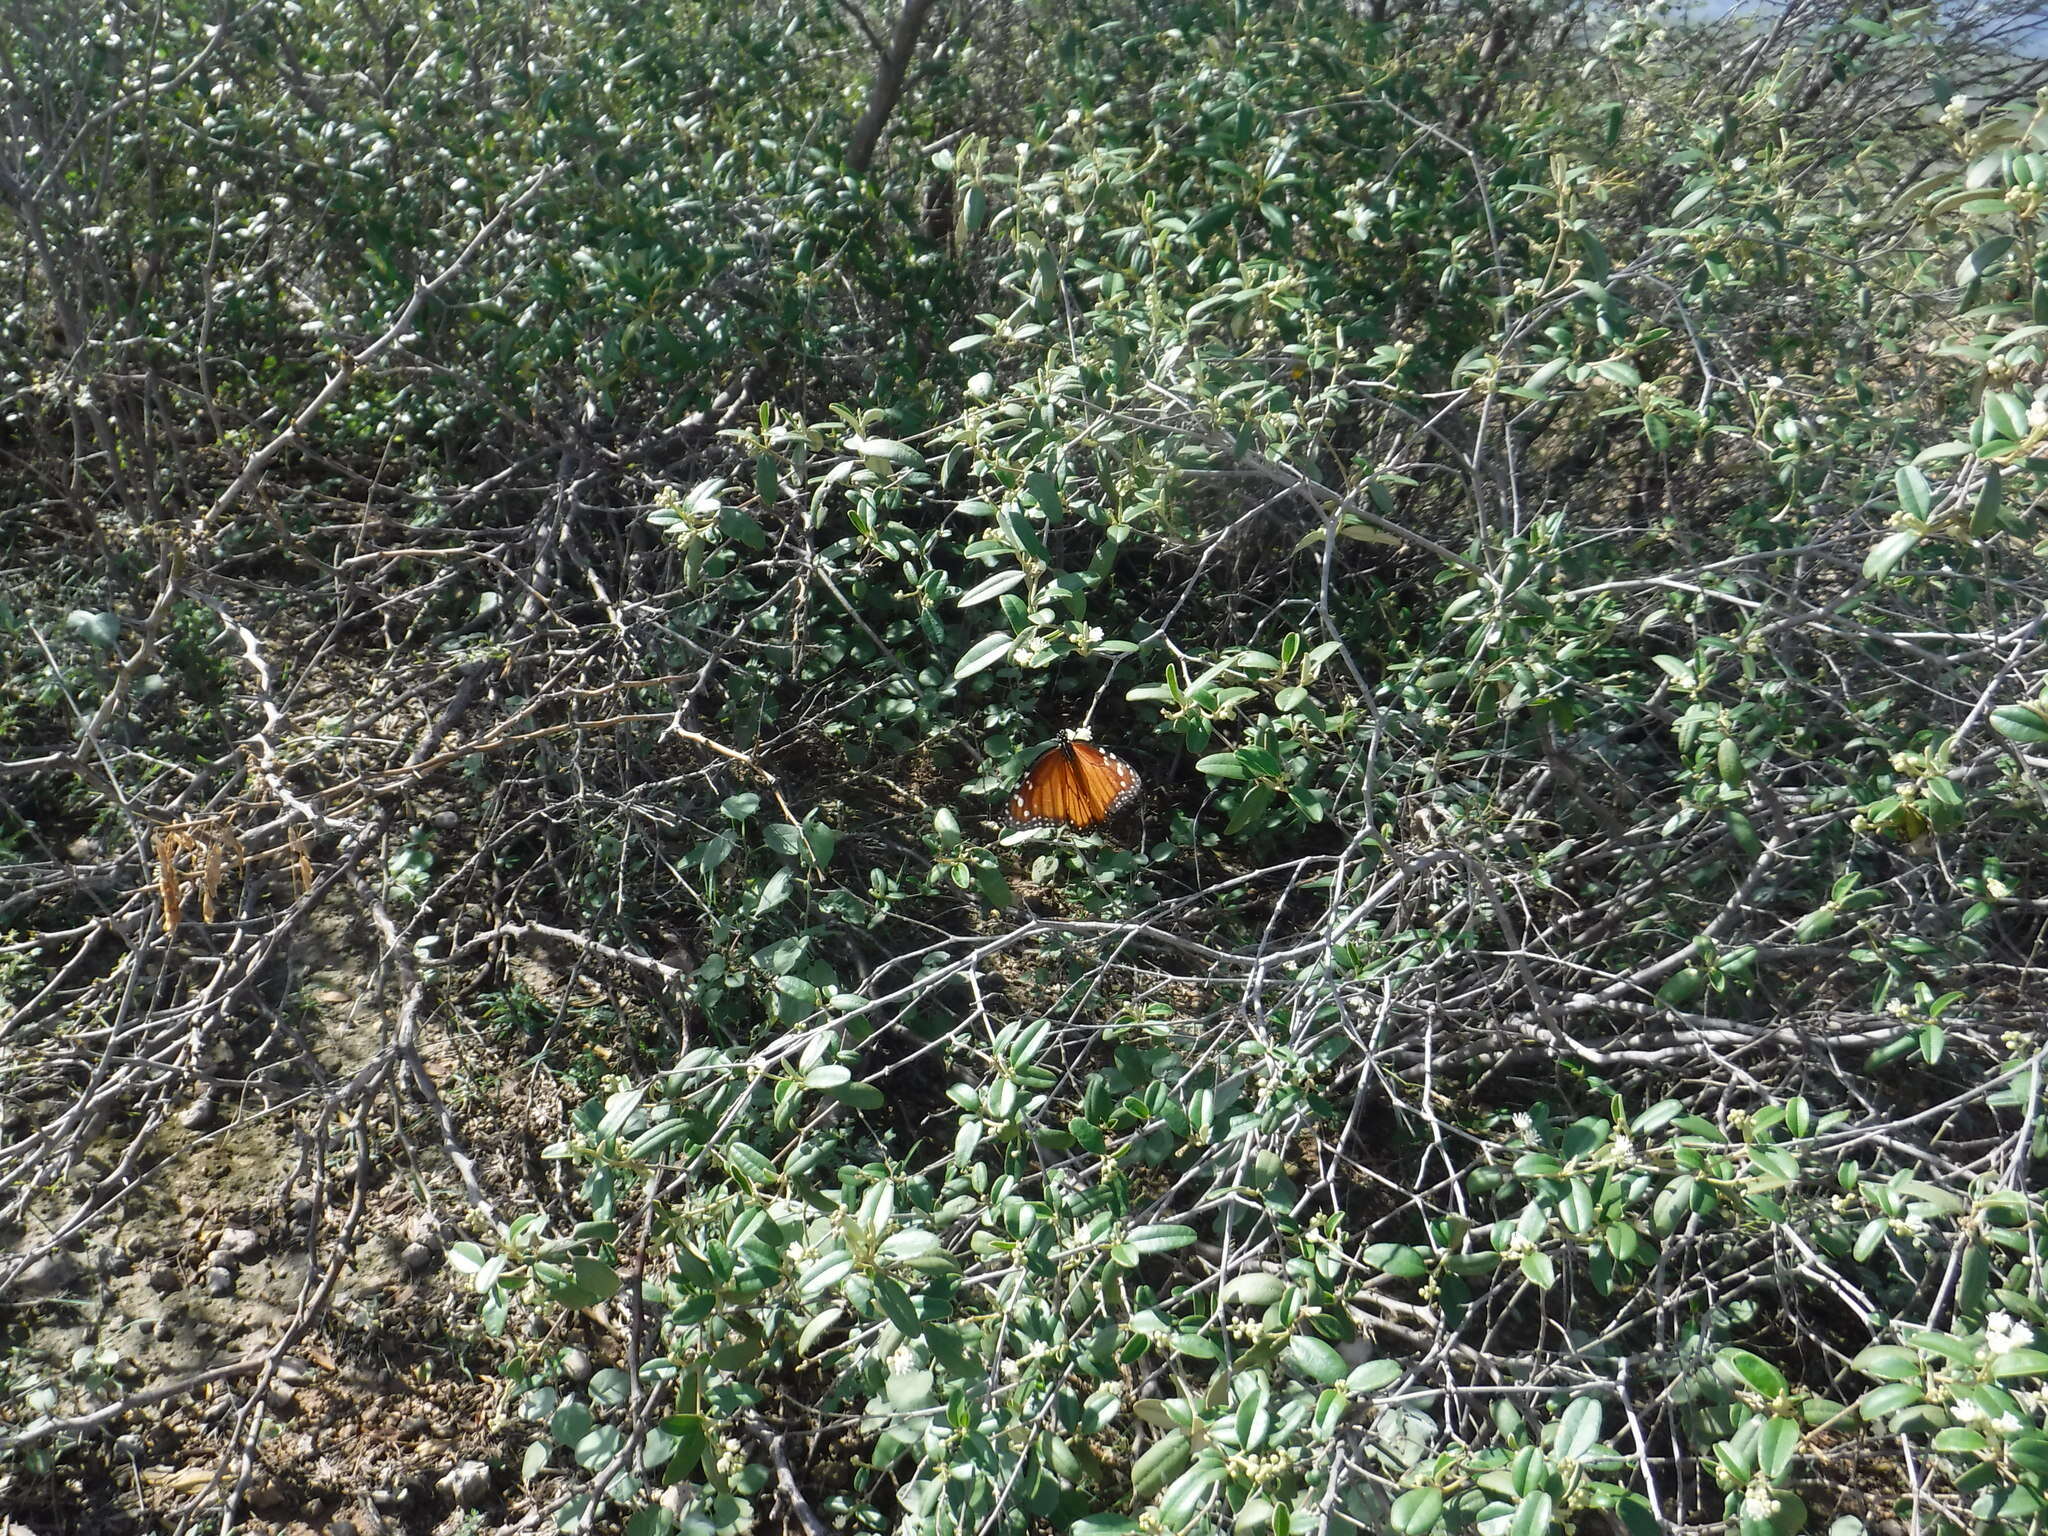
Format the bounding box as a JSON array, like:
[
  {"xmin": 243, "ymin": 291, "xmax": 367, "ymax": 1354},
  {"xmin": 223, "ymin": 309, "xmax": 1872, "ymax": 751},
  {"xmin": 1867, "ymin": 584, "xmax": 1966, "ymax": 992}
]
[{"xmin": 5, "ymin": 2, "xmax": 2048, "ymax": 1534}]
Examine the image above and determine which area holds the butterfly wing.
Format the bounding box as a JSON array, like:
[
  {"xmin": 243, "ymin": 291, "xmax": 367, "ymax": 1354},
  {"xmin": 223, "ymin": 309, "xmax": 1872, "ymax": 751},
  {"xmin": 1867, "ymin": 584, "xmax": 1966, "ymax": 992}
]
[
  {"xmin": 1066, "ymin": 740, "xmax": 1142, "ymax": 827},
  {"xmin": 1007, "ymin": 746, "xmax": 1081, "ymax": 829},
  {"xmin": 1008, "ymin": 740, "xmax": 1142, "ymax": 830}
]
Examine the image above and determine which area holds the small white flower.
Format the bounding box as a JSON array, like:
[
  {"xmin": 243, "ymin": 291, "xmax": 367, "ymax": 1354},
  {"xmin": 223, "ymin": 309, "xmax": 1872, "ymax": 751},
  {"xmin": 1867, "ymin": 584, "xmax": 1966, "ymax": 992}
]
[
  {"xmin": 1995, "ymin": 1412, "xmax": 2025, "ymax": 1435},
  {"xmin": 886, "ymin": 1345, "xmax": 919, "ymax": 1376},
  {"xmin": 1741, "ymin": 1484, "xmax": 1781, "ymax": 1521},
  {"xmin": 1986, "ymin": 1311, "xmax": 2034, "ymax": 1356},
  {"xmin": 1953, "ymin": 1398, "xmax": 1986, "ymax": 1424}
]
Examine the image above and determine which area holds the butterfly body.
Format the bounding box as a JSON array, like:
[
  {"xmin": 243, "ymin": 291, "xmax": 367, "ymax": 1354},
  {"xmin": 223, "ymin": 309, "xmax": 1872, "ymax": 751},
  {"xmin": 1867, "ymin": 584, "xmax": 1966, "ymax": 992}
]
[{"xmin": 1007, "ymin": 736, "xmax": 1142, "ymax": 832}]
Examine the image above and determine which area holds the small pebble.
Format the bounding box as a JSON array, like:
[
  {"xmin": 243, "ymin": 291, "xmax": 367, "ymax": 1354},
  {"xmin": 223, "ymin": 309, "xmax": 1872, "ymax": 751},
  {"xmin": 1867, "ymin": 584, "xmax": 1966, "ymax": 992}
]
[
  {"xmin": 290, "ymin": 1195, "xmax": 317, "ymax": 1223},
  {"xmin": 113, "ymin": 1434, "xmax": 144, "ymax": 1460},
  {"xmin": 431, "ymin": 809, "xmax": 460, "ymax": 829},
  {"xmin": 148, "ymin": 1266, "xmax": 181, "ymax": 1294},
  {"xmin": 264, "ymin": 1384, "xmax": 297, "ymax": 1416},
  {"xmin": 436, "ymin": 1460, "xmax": 492, "ymax": 1506},
  {"xmin": 397, "ymin": 1413, "xmax": 431, "ymax": 1438},
  {"xmin": 16, "ymin": 1251, "xmax": 81, "ymax": 1296},
  {"xmin": 277, "ymin": 1355, "xmax": 315, "ymax": 1385},
  {"xmin": 207, "ymin": 1266, "xmax": 236, "ymax": 1297},
  {"xmin": 560, "ymin": 1347, "xmax": 592, "ymax": 1385},
  {"xmin": 218, "ymin": 1227, "xmax": 262, "ymax": 1260},
  {"xmin": 179, "ymin": 1096, "xmax": 218, "ymax": 1132},
  {"xmin": 98, "ymin": 1247, "xmax": 133, "ymax": 1277},
  {"xmin": 328, "ymin": 1522, "xmax": 358, "ymax": 1536},
  {"xmin": 399, "ymin": 1242, "xmax": 435, "ymax": 1273}
]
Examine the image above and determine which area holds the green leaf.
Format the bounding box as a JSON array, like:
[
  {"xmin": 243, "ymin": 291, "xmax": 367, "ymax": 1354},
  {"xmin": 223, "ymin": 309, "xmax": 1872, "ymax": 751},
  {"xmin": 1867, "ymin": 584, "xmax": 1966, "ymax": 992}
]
[
  {"xmin": 1347, "ymin": 1359, "xmax": 1402, "ymax": 1394},
  {"xmin": 1857, "ymin": 1382, "xmax": 1924, "ymax": 1419},
  {"xmin": 1983, "ymin": 391, "xmax": 2029, "ymax": 442},
  {"xmin": 1992, "ymin": 703, "xmax": 2048, "ymax": 744},
  {"xmin": 723, "ymin": 1141, "xmax": 778, "ymax": 1185},
  {"xmin": 1025, "ymin": 469, "xmax": 1063, "ymax": 521},
  {"xmin": 878, "ymin": 1229, "xmax": 943, "ymax": 1263},
  {"xmin": 830, "ymin": 1080, "xmax": 886, "ymax": 1110},
  {"xmin": 797, "ymin": 1252, "xmax": 854, "ymax": 1298},
  {"xmin": 1758, "ymin": 1416, "xmax": 1798, "ymax": 1479},
  {"xmin": 1224, "ymin": 782, "xmax": 1275, "ymax": 835},
  {"xmin": 1131, "ymin": 1430, "xmax": 1192, "ymax": 1501},
  {"xmin": 1862, "ymin": 529, "xmax": 1921, "ymax": 581},
  {"xmin": 573, "ymin": 1423, "xmax": 623, "ymax": 1471},
  {"xmin": 551, "ymin": 1402, "xmax": 595, "ymax": 1448},
  {"xmin": 1561, "ymin": 1179, "xmax": 1596, "ymax": 1234},
  {"xmin": 521, "ymin": 1439, "xmax": 550, "ymax": 1483},
  {"xmin": 1510, "ymin": 1490, "xmax": 1555, "ymax": 1536},
  {"xmin": 846, "ymin": 436, "xmax": 926, "ymax": 469},
  {"xmin": 1160, "ymin": 1458, "xmax": 1224, "ymax": 1528},
  {"xmin": 2008, "ymin": 1434, "xmax": 2048, "ymax": 1475},
  {"xmin": 872, "ymin": 1273, "xmax": 921, "ymax": 1337},
  {"xmin": 1656, "ymin": 968, "xmax": 1706, "ymax": 1008},
  {"xmin": 1894, "ymin": 466, "xmax": 1933, "ymax": 520},
  {"xmin": 1957, "ymin": 235, "xmax": 2015, "ymax": 286},
  {"xmin": 1390, "ymin": 1488, "xmax": 1445, "ymax": 1535},
  {"xmin": 1721, "ymin": 1349, "xmax": 1787, "ymax": 1396},
  {"xmin": 1651, "ymin": 654, "xmax": 1697, "ymax": 687},
  {"xmin": 1363, "ymin": 1244, "xmax": 1429, "ymax": 1278},
  {"xmin": 884, "ymin": 1368, "xmax": 934, "ymax": 1409},
  {"xmin": 1286, "ymin": 1335, "xmax": 1349, "ymax": 1385},
  {"xmin": 537, "ymin": 1257, "xmax": 620, "ymax": 1309},
  {"xmin": 955, "ymin": 631, "xmax": 1015, "ymax": 679},
  {"xmin": 1001, "ymin": 505, "xmax": 1051, "ymax": 560},
  {"xmin": 1234, "ymin": 1374, "xmax": 1272, "ymax": 1451},
  {"xmin": 1989, "ymin": 1348, "xmax": 2048, "ymax": 1378},
  {"xmin": 1126, "ymin": 1224, "xmax": 1197, "ymax": 1253},
  {"xmin": 958, "ymin": 569, "xmax": 1028, "ymax": 607},
  {"xmin": 1221, "ymin": 1273, "xmax": 1290, "ymax": 1306},
  {"xmin": 1972, "ymin": 466, "xmax": 2006, "ymax": 536},
  {"xmin": 1556, "ymin": 1396, "xmax": 1603, "ymax": 1461}
]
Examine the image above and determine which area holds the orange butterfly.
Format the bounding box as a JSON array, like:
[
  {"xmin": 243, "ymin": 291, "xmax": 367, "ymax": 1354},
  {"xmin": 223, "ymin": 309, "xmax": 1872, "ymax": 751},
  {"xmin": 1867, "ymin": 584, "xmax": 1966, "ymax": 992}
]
[{"xmin": 1007, "ymin": 734, "xmax": 1142, "ymax": 832}]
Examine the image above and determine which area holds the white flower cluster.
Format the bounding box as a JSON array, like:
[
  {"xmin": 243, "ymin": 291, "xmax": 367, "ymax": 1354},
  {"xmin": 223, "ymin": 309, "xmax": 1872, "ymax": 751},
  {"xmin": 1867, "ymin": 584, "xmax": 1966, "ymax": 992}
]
[
  {"xmin": 1983, "ymin": 1310, "xmax": 2035, "ymax": 1360},
  {"xmin": 1951, "ymin": 1396, "xmax": 2025, "ymax": 1435}
]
